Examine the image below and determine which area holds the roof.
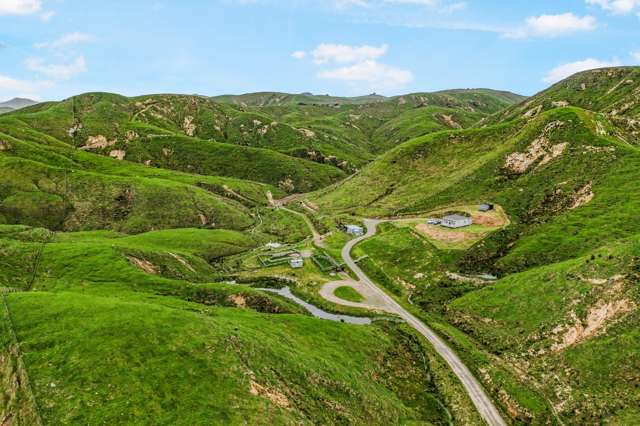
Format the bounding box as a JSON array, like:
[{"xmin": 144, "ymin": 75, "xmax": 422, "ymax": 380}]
[{"xmin": 443, "ymin": 214, "xmax": 470, "ymax": 221}]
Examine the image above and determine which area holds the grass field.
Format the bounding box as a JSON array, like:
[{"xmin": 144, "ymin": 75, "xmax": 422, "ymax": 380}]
[
  {"xmin": 334, "ymin": 285, "xmax": 365, "ymax": 303},
  {"xmin": 3, "ymin": 291, "xmax": 453, "ymax": 425}
]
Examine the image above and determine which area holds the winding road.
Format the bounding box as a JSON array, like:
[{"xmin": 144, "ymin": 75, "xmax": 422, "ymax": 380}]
[{"xmin": 335, "ymin": 219, "xmax": 507, "ymax": 426}]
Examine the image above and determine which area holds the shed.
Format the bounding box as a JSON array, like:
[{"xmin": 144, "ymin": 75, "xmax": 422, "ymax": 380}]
[
  {"xmin": 441, "ymin": 214, "xmax": 472, "ymax": 228},
  {"xmin": 289, "ymin": 258, "xmax": 304, "ymax": 268},
  {"xmin": 479, "ymin": 203, "xmax": 494, "ymax": 212},
  {"xmin": 345, "ymin": 224, "xmax": 364, "ymax": 236}
]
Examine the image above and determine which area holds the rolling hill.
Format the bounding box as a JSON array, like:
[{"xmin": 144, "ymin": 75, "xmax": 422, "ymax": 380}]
[
  {"xmin": 0, "ymin": 87, "xmax": 526, "ymax": 424},
  {"xmin": 4, "ymin": 69, "xmax": 639, "ymax": 424},
  {"xmin": 305, "ymin": 66, "xmax": 640, "ymax": 423}
]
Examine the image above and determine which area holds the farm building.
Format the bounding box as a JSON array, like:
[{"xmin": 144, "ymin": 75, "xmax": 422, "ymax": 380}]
[
  {"xmin": 441, "ymin": 214, "xmax": 472, "ymax": 228},
  {"xmin": 345, "ymin": 224, "xmax": 364, "ymax": 236},
  {"xmin": 289, "ymin": 257, "xmax": 304, "ymax": 268},
  {"xmin": 479, "ymin": 203, "xmax": 494, "ymax": 212}
]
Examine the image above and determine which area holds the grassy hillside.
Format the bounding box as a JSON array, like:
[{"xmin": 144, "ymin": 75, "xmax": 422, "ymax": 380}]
[
  {"xmin": 0, "ymin": 121, "xmax": 277, "ymax": 232},
  {"xmin": 312, "ymin": 106, "xmax": 640, "ymax": 271},
  {"xmin": 306, "ymin": 67, "xmax": 640, "ymax": 423},
  {"xmin": 2, "ymin": 89, "xmax": 523, "ymax": 184},
  {"xmin": 4, "ymin": 93, "xmax": 347, "ymax": 192},
  {"xmin": 449, "ymin": 239, "xmax": 640, "ymax": 423},
  {"xmin": 0, "ymin": 222, "xmax": 470, "ymax": 425},
  {"xmin": 212, "ymin": 91, "xmax": 388, "ymax": 106},
  {"xmin": 485, "ymin": 66, "xmax": 640, "ymax": 144},
  {"xmin": 2, "ymin": 291, "xmax": 455, "ymax": 425},
  {"xmin": 216, "ymin": 89, "xmax": 524, "ymax": 157}
]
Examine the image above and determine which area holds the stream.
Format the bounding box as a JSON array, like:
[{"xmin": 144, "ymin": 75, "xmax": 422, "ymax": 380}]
[{"xmin": 258, "ymin": 286, "xmax": 372, "ymax": 325}]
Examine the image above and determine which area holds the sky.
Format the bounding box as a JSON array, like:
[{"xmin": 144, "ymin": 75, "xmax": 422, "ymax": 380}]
[{"xmin": 0, "ymin": 0, "xmax": 639, "ymax": 101}]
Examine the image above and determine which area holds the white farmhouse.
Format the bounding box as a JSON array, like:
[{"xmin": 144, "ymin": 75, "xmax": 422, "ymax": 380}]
[
  {"xmin": 345, "ymin": 224, "xmax": 364, "ymax": 236},
  {"xmin": 441, "ymin": 214, "xmax": 472, "ymax": 228}
]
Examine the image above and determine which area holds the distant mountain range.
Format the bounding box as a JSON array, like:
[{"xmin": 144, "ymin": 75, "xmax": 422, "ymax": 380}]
[
  {"xmin": 212, "ymin": 89, "xmax": 524, "ymax": 107},
  {"xmin": 0, "ymin": 97, "xmax": 38, "ymax": 113}
]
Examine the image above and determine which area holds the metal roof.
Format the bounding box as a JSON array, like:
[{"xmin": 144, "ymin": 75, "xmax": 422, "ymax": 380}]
[{"xmin": 443, "ymin": 214, "xmax": 470, "ymax": 221}]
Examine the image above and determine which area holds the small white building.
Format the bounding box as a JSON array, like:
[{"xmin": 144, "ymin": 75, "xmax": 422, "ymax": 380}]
[
  {"xmin": 427, "ymin": 218, "xmax": 441, "ymax": 225},
  {"xmin": 345, "ymin": 224, "xmax": 364, "ymax": 236},
  {"xmin": 441, "ymin": 214, "xmax": 472, "ymax": 228},
  {"xmin": 289, "ymin": 258, "xmax": 304, "ymax": 268}
]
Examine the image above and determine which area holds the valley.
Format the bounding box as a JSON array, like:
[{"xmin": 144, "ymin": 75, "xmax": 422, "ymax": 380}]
[{"xmin": 1, "ymin": 68, "xmax": 639, "ymax": 425}]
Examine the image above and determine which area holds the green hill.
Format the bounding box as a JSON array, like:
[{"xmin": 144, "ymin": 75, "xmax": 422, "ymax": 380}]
[
  {"xmin": 484, "ymin": 66, "xmax": 640, "ymax": 144},
  {"xmin": 0, "ymin": 223, "xmax": 468, "ymax": 425},
  {"xmin": 305, "ymin": 67, "xmax": 640, "ymax": 423},
  {"xmin": 12, "ymin": 68, "xmax": 640, "ymax": 425},
  {"xmin": 3, "ymin": 94, "xmax": 346, "ymax": 193},
  {"xmin": 3, "ymin": 89, "xmax": 523, "ymax": 182}
]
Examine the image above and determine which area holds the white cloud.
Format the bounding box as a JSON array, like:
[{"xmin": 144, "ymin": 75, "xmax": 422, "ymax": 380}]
[
  {"xmin": 35, "ymin": 32, "xmax": 95, "ymax": 49},
  {"xmin": 26, "ymin": 56, "xmax": 88, "ymax": 80},
  {"xmin": 0, "ymin": 74, "xmax": 50, "ymax": 99},
  {"xmin": 332, "ymin": 0, "xmax": 371, "ymax": 8},
  {"xmin": 506, "ymin": 13, "xmax": 597, "ymax": 39},
  {"xmin": 0, "ymin": 0, "xmax": 41, "ymax": 15},
  {"xmin": 311, "ymin": 43, "xmax": 388, "ymax": 64},
  {"xmin": 632, "ymin": 51, "xmax": 640, "ymax": 62},
  {"xmin": 441, "ymin": 1, "xmax": 466, "ymax": 13},
  {"xmin": 301, "ymin": 42, "xmax": 412, "ymax": 91},
  {"xmin": 39, "ymin": 10, "xmax": 55, "ymax": 21},
  {"xmin": 586, "ymin": 0, "xmax": 640, "ymax": 14},
  {"xmin": 334, "ymin": 0, "xmax": 444, "ymax": 7},
  {"xmin": 331, "ymin": 0, "xmax": 465, "ymax": 13},
  {"xmin": 543, "ymin": 58, "xmax": 621, "ymax": 83},
  {"xmin": 384, "ymin": 0, "xmax": 437, "ymax": 5},
  {"xmin": 318, "ymin": 59, "xmax": 413, "ymax": 89}
]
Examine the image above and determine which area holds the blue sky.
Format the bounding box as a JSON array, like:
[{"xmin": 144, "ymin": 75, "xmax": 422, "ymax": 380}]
[{"xmin": 1, "ymin": 0, "xmax": 639, "ymax": 101}]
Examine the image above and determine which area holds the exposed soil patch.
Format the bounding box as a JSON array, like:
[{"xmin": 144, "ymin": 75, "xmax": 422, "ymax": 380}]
[
  {"xmin": 80, "ymin": 135, "xmax": 116, "ymax": 150},
  {"xmin": 298, "ymin": 128, "xmax": 315, "ymax": 138},
  {"xmin": 0, "ymin": 140, "xmax": 10, "ymax": 151},
  {"xmin": 168, "ymin": 252, "xmax": 195, "ymax": 272},
  {"xmin": 109, "ymin": 150, "xmax": 126, "ymax": 161},
  {"xmin": 504, "ymin": 121, "xmax": 567, "ymax": 174},
  {"xmin": 523, "ymin": 105, "xmax": 542, "ymax": 118},
  {"xmin": 227, "ymin": 294, "xmax": 247, "ymax": 308},
  {"xmin": 552, "ymin": 298, "xmax": 635, "ymax": 352},
  {"xmin": 438, "ymin": 113, "xmax": 462, "ymax": 129},
  {"xmin": 183, "ymin": 116, "xmax": 196, "ymax": 136},
  {"xmin": 415, "ymin": 224, "xmax": 475, "ymax": 244},
  {"xmin": 568, "ymin": 182, "xmax": 594, "ymax": 210},
  {"xmin": 249, "ymin": 377, "xmax": 290, "ymax": 408},
  {"xmin": 266, "ymin": 191, "xmax": 275, "ymax": 207},
  {"xmin": 125, "ymin": 130, "xmax": 139, "ymax": 141},
  {"xmin": 127, "ymin": 256, "xmax": 158, "ymax": 275},
  {"xmin": 278, "ymin": 178, "xmax": 295, "ymax": 192},
  {"xmin": 471, "ymin": 213, "xmax": 505, "ymax": 227}
]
